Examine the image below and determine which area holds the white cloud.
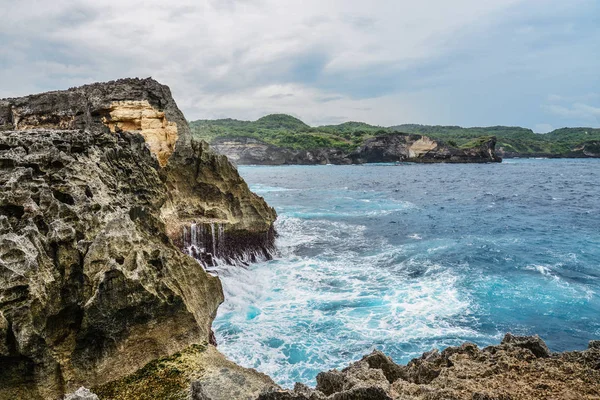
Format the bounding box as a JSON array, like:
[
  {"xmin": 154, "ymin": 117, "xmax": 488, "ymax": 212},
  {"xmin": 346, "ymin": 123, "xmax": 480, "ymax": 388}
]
[
  {"xmin": 534, "ymin": 123, "xmax": 553, "ymax": 133},
  {"xmin": 542, "ymin": 103, "xmax": 600, "ymax": 123},
  {"xmin": 0, "ymin": 0, "xmax": 598, "ymax": 129}
]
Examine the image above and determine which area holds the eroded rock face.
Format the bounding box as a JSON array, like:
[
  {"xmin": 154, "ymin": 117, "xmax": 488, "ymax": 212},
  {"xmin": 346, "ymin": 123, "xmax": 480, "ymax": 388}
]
[
  {"xmin": 260, "ymin": 335, "xmax": 600, "ymax": 400},
  {"xmin": 93, "ymin": 343, "xmax": 276, "ymax": 400},
  {"xmin": 211, "ymin": 137, "xmax": 352, "ymax": 165},
  {"xmin": 210, "ymin": 134, "xmax": 501, "ymax": 165},
  {"xmin": 0, "ymin": 78, "xmax": 276, "ymax": 399},
  {"xmin": 102, "ymin": 100, "xmax": 178, "ymax": 166},
  {"xmin": 350, "ymin": 134, "xmax": 501, "ymax": 163}
]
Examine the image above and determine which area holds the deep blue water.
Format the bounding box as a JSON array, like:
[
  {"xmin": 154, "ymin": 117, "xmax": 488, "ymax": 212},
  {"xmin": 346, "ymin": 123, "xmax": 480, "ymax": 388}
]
[{"xmin": 213, "ymin": 159, "xmax": 600, "ymax": 388}]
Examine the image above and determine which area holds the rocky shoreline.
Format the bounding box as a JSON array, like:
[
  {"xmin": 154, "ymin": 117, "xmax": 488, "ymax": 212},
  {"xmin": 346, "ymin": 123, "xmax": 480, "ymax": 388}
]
[
  {"xmin": 260, "ymin": 333, "xmax": 600, "ymax": 400},
  {"xmin": 0, "ymin": 79, "xmax": 597, "ymax": 399},
  {"xmin": 210, "ymin": 135, "xmax": 501, "ymax": 165}
]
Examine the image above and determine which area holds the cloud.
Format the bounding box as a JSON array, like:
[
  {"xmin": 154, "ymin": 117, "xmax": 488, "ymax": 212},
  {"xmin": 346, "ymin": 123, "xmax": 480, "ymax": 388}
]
[
  {"xmin": 543, "ymin": 103, "xmax": 600, "ymax": 123},
  {"xmin": 0, "ymin": 0, "xmax": 598, "ymax": 129},
  {"xmin": 535, "ymin": 123, "xmax": 554, "ymax": 133}
]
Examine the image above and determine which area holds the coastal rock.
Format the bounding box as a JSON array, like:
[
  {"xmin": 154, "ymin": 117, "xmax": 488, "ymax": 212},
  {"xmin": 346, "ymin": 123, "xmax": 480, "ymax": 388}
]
[
  {"xmin": 262, "ymin": 335, "xmax": 600, "ymax": 400},
  {"xmin": 210, "ymin": 134, "xmax": 501, "ymax": 165},
  {"xmin": 64, "ymin": 387, "xmax": 99, "ymax": 400},
  {"xmin": 94, "ymin": 344, "xmax": 276, "ymax": 400},
  {"xmin": 501, "ymin": 332, "xmax": 551, "ymax": 358},
  {"xmin": 569, "ymin": 141, "xmax": 600, "ymax": 158},
  {"xmin": 0, "ymin": 78, "xmax": 276, "ymax": 399},
  {"xmin": 211, "ymin": 137, "xmax": 351, "ymax": 165},
  {"xmin": 350, "ymin": 134, "xmax": 501, "ymax": 163}
]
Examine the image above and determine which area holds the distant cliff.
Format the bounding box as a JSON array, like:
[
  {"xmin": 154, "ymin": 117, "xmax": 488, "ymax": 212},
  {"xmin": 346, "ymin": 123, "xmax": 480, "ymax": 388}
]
[
  {"xmin": 210, "ymin": 134, "xmax": 501, "ymax": 165},
  {"xmin": 190, "ymin": 114, "xmax": 600, "ymax": 160},
  {"xmin": 0, "ymin": 78, "xmax": 276, "ymax": 399}
]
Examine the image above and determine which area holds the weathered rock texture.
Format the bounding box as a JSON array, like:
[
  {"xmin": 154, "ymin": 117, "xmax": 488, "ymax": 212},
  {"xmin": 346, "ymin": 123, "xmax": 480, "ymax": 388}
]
[
  {"xmin": 93, "ymin": 343, "xmax": 276, "ymax": 400},
  {"xmin": 0, "ymin": 78, "xmax": 276, "ymax": 399},
  {"xmin": 260, "ymin": 334, "xmax": 600, "ymax": 400},
  {"xmin": 210, "ymin": 134, "xmax": 501, "ymax": 165},
  {"xmin": 498, "ymin": 141, "xmax": 600, "ymax": 159},
  {"xmin": 211, "ymin": 137, "xmax": 352, "ymax": 165},
  {"xmin": 102, "ymin": 100, "xmax": 178, "ymax": 166},
  {"xmin": 350, "ymin": 134, "xmax": 501, "ymax": 164}
]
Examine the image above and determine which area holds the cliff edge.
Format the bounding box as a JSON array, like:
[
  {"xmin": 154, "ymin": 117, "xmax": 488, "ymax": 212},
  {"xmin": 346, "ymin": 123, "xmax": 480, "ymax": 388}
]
[
  {"xmin": 210, "ymin": 134, "xmax": 501, "ymax": 165},
  {"xmin": 0, "ymin": 78, "xmax": 276, "ymax": 399}
]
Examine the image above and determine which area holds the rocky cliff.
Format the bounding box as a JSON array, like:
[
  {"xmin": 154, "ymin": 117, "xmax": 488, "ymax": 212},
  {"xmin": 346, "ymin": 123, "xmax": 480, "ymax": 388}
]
[
  {"xmin": 261, "ymin": 334, "xmax": 600, "ymax": 400},
  {"xmin": 0, "ymin": 78, "xmax": 276, "ymax": 399},
  {"xmin": 210, "ymin": 134, "xmax": 501, "ymax": 165},
  {"xmin": 350, "ymin": 134, "xmax": 501, "ymax": 163}
]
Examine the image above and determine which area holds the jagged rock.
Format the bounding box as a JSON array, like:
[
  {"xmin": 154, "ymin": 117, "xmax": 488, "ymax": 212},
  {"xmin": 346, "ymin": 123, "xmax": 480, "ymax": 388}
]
[
  {"xmin": 359, "ymin": 350, "xmax": 408, "ymax": 383},
  {"xmin": 0, "ymin": 79, "xmax": 276, "ymax": 399},
  {"xmin": 501, "ymin": 333, "xmax": 551, "ymax": 358},
  {"xmin": 210, "ymin": 134, "xmax": 501, "ymax": 165},
  {"xmin": 266, "ymin": 335, "xmax": 600, "ymax": 400},
  {"xmin": 64, "ymin": 387, "xmax": 99, "ymax": 400}
]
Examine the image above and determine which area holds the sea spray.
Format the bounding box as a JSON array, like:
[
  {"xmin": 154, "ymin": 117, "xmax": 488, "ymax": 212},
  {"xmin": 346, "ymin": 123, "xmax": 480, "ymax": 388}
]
[{"xmin": 214, "ymin": 161, "xmax": 600, "ymax": 388}]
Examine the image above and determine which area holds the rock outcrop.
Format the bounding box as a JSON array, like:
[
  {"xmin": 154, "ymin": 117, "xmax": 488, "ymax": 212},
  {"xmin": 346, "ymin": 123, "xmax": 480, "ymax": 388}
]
[
  {"xmin": 350, "ymin": 134, "xmax": 501, "ymax": 163},
  {"xmin": 211, "ymin": 137, "xmax": 352, "ymax": 165},
  {"xmin": 0, "ymin": 78, "xmax": 276, "ymax": 399},
  {"xmin": 260, "ymin": 334, "xmax": 600, "ymax": 400},
  {"xmin": 568, "ymin": 141, "xmax": 600, "ymax": 158},
  {"xmin": 210, "ymin": 134, "xmax": 501, "ymax": 165}
]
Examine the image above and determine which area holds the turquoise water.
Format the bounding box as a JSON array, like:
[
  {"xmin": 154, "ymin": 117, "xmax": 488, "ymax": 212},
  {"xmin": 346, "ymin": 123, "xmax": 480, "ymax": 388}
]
[{"xmin": 213, "ymin": 159, "xmax": 600, "ymax": 388}]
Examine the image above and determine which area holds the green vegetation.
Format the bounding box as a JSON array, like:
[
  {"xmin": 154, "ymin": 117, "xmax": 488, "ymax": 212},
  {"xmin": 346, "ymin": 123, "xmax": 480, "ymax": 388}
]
[
  {"xmin": 459, "ymin": 136, "xmax": 497, "ymax": 149},
  {"xmin": 93, "ymin": 344, "xmax": 207, "ymax": 400},
  {"xmin": 189, "ymin": 114, "xmax": 600, "ymax": 156},
  {"xmin": 189, "ymin": 114, "xmax": 385, "ymax": 151}
]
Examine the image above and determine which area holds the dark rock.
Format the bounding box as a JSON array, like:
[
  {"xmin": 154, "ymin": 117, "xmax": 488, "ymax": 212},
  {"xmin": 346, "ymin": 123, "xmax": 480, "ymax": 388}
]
[
  {"xmin": 501, "ymin": 333, "xmax": 551, "ymax": 358},
  {"xmin": 316, "ymin": 370, "xmax": 348, "ymax": 396},
  {"xmin": 360, "ymin": 350, "xmax": 408, "ymax": 383}
]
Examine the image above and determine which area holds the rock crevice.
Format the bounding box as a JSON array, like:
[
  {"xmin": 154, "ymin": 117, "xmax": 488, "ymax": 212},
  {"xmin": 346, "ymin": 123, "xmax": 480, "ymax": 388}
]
[{"xmin": 0, "ymin": 78, "xmax": 276, "ymax": 399}]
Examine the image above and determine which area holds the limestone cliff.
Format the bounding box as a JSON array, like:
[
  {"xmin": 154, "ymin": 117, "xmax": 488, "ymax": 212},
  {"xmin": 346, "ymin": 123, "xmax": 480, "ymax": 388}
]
[
  {"xmin": 210, "ymin": 134, "xmax": 501, "ymax": 165},
  {"xmin": 210, "ymin": 137, "xmax": 352, "ymax": 165},
  {"xmin": 0, "ymin": 78, "xmax": 276, "ymax": 399},
  {"xmin": 350, "ymin": 134, "xmax": 501, "ymax": 163}
]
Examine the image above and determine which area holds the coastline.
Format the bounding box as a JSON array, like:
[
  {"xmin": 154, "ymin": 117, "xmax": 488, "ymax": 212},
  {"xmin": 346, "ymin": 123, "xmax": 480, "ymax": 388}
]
[{"xmin": 1, "ymin": 80, "xmax": 598, "ymax": 400}]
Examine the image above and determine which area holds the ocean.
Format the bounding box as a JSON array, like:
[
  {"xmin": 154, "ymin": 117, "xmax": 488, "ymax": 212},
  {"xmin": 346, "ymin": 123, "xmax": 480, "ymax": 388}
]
[{"xmin": 212, "ymin": 159, "xmax": 600, "ymax": 388}]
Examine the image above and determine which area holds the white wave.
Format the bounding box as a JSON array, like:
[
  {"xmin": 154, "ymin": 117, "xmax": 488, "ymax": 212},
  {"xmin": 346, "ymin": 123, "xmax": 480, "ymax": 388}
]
[
  {"xmin": 214, "ymin": 220, "xmax": 476, "ymax": 387},
  {"xmin": 525, "ymin": 264, "xmax": 553, "ymax": 276}
]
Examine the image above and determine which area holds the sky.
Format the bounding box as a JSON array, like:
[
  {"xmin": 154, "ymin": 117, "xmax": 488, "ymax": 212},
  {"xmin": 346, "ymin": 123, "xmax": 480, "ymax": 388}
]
[{"xmin": 0, "ymin": 0, "xmax": 598, "ymax": 132}]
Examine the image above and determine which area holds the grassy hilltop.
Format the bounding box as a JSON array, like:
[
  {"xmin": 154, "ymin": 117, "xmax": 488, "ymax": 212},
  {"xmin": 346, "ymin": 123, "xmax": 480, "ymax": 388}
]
[{"xmin": 190, "ymin": 114, "xmax": 600, "ymax": 156}]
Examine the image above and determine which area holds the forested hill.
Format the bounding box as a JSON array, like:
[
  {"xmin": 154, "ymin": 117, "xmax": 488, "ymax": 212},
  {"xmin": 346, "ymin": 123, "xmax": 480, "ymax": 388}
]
[{"xmin": 189, "ymin": 114, "xmax": 600, "ymax": 157}]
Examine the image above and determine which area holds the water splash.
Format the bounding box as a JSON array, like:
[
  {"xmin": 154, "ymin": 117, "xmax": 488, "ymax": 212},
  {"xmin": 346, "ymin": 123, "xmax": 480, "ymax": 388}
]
[
  {"xmin": 213, "ymin": 161, "xmax": 600, "ymax": 388},
  {"xmin": 182, "ymin": 221, "xmax": 275, "ymax": 270}
]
